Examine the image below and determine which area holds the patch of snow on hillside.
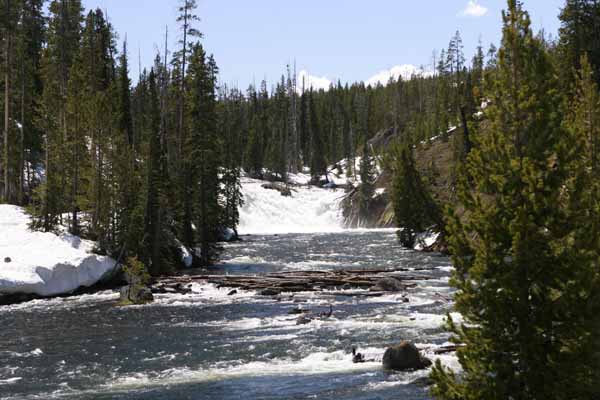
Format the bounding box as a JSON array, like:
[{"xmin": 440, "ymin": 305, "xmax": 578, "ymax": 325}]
[{"xmin": 0, "ymin": 205, "xmax": 116, "ymax": 297}]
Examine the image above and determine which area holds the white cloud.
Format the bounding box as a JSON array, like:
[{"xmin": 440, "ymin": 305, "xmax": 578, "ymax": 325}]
[
  {"xmin": 459, "ymin": 0, "xmax": 488, "ymax": 17},
  {"xmin": 365, "ymin": 64, "xmax": 432, "ymax": 87},
  {"xmin": 294, "ymin": 64, "xmax": 433, "ymax": 92},
  {"xmin": 297, "ymin": 70, "xmax": 332, "ymax": 92}
]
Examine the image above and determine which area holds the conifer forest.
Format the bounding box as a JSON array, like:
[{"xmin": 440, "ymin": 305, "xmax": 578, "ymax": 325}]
[{"xmin": 1, "ymin": 1, "xmax": 600, "ymax": 399}]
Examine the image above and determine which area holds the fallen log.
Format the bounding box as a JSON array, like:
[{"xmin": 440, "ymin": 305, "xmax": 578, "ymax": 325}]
[{"xmin": 153, "ymin": 266, "xmax": 435, "ymax": 296}]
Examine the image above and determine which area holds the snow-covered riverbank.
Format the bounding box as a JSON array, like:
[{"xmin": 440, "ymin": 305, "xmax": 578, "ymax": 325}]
[{"xmin": 0, "ymin": 205, "xmax": 116, "ymax": 297}]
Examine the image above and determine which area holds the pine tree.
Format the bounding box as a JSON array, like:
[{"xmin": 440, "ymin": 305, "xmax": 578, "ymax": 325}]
[
  {"xmin": 15, "ymin": 0, "xmax": 45, "ymax": 205},
  {"xmin": 431, "ymin": 2, "xmax": 600, "ymax": 398},
  {"xmin": 558, "ymin": 0, "xmax": 600, "ymax": 86},
  {"xmin": 357, "ymin": 141, "xmax": 376, "ymax": 225},
  {"xmin": 33, "ymin": 0, "xmax": 83, "ymax": 231},
  {"xmin": 142, "ymin": 68, "xmax": 171, "ymax": 275},
  {"xmin": 187, "ymin": 44, "xmax": 221, "ymax": 265},
  {"xmin": 309, "ymin": 90, "xmax": 327, "ymax": 182},
  {"xmin": 390, "ymin": 141, "xmax": 439, "ymax": 248},
  {"xmin": 174, "ymin": 0, "xmax": 201, "ymax": 251}
]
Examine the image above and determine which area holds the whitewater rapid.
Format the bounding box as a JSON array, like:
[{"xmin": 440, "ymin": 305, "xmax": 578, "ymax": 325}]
[{"xmin": 238, "ymin": 178, "xmax": 345, "ymax": 235}]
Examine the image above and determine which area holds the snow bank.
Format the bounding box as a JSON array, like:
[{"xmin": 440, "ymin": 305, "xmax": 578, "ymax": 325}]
[{"xmin": 0, "ymin": 205, "xmax": 116, "ymax": 297}]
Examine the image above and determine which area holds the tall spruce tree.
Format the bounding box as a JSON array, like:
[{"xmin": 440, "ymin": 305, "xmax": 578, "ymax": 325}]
[
  {"xmin": 390, "ymin": 141, "xmax": 439, "ymax": 248},
  {"xmin": 558, "ymin": 0, "xmax": 600, "ymax": 86},
  {"xmin": 187, "ymin": 44, "xmax": 220, "ymax": 265},
  {"xmin": 33, "ymin": 0, "xmax": 82, "ymax": 231},
  {"xmin": 309, "ymin": 90, "xmax": 327, "ymax": 182},
  {"xmin": 431, "ymin": 2, "xmax": 600, "ymax": 398},
  {"xmin": 357, "ymin": 141, "xmax": 376, "ymax": 225}
]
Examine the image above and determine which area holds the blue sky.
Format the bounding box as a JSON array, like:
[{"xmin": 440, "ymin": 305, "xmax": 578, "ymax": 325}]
[{"xmin": 82, "ymin": 0, "xmax": 565, "ymax": 88}]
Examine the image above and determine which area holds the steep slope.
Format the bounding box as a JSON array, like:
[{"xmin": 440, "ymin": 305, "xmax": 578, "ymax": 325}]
[{"xmin": 342, "ymin": 128, "xmax": 455, "ymax": 229}]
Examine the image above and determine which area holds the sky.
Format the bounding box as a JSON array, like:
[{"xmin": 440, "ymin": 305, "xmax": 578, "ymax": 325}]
[{"xmin": 81, "ymin": 0, "xmax": 565, "ymax": 89}]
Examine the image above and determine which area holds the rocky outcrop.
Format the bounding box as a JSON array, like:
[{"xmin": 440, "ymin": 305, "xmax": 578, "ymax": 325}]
[
  {"xmin": 342, "ymin": 185, "xmax": 393, "ymax": 229},
  {"xmin": 382, "ymin": 341, "xmax": 432, "ymax": 371}
]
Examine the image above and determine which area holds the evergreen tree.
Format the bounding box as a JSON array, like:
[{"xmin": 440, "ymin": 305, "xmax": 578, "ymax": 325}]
[
  {"xmin": 187, "ymin": 44, "xmax": 220, "ymax": 265},
  {"xmin": 19, "ymin": 0, "xmax": 45, "ymax": 205},
  {"xmin": 33, "ymin": 0, "xmax": 82, "ymax": 231},
  {"xmin": 357, "ymin": 141, "xmax": 376, "ymax": 225},
  {"xmin": 390, "ymin": 141, "xmax": 439, "ymax": 248},
  {"xmin": 142, "ymin": 69, "xmax": 171, "ymax": 275},
  {"xmin": 431, "ymin": 2, "xmax": 600, "ymax": 398},
  {"xmin": 309, "ymin": 90, "xmax": 327, "ymax": 182},
  {"xmin": 558, "ymin": 0, "xmax": 600, "ymax": 86}
]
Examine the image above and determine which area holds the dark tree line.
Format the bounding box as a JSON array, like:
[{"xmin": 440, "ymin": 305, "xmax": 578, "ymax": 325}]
[{"xmin": 0, "ymin": 0, "xmax": 242, "ymax": 274}]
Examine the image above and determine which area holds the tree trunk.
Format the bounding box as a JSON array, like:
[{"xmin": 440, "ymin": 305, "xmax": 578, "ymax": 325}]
[
  {"xmin": 19, "ymin": 52, "xmax": 24, "ymax": 205},
  {"xmin": 4, "ymin": 0, "xmax": 12, "ymax": 203}
]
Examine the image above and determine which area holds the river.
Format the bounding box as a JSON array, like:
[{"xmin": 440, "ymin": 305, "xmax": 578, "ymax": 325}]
[{"xmin": 0, "ymin": 230, "xmax": 457, "ymax": 400}]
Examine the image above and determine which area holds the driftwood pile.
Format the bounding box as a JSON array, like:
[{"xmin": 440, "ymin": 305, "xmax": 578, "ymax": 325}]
[{"xmin": 154, "ymin": 267, "xmax": 433, "ymax": 297}]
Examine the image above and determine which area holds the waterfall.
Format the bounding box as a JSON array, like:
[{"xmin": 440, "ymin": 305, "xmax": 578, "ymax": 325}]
[{"xmin": 238, "ymin": 178, "xmax": 344, "ymax": 234}]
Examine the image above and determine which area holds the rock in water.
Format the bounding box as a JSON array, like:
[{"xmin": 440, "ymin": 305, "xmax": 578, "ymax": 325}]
[
  {"xmin": 261, "ymin": 182, "xmax": 292, "ymax": 197},
  {"xmin": 119, "ymin": 286, "xmax": 130, "ymax": 302},
  {"xmin": 120, "ymin": 285, "xmax": 154, "ymax": 304},
  {"xmin": 296, "ymin": 315, "xmax": 313, "ymax": 325},
  {"xmin": 259, "ymin": 288, "xmax": 281, "ymax": 296},
  {"xmin": 382, "ymin": 341, "xmax": 432, "ymax": 371},
  {"xmin": 372, "ymin": 277, "xmax": 404, "ymax": 292}
]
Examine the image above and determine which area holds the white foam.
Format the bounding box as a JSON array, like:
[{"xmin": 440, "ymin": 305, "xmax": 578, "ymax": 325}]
[
  {"xmin": 104, "ymin": 349, "xmax": 381, "ymax": 392},
  {"xmin": 0, "ymin": 377, "xmax": 22, "ymax": 385},
  {"xmin": 238, "ymin": 178, "xmax": 344, "ymax": 234},
  {"xmin": 0, "ymin": 348, "xmax": 43, "ymax": 358}
]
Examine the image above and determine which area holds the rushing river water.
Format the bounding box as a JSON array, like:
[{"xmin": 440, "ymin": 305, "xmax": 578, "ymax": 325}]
[{"xmin": 0, "ymin": 230, "xmax": 457, "ymax": 400}]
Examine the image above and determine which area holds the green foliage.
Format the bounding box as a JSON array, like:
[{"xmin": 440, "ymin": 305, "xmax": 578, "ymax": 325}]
[
  {"xmin": 558, "ymin": 0, "xmax": 600, "ymax": 87},
  {"xmin": 357, "ymin": 142, "xmax": 376, "ymax": 223},
  {"xmin": 122, "ymin": 256, "xmax": 150, "ymax": 287},
  {"xmin": 431, "ymin": 2, "xmax": 600, "ymax": 398},
  {"xmin": 390, "ymin": 141, "xmax": 440, "ymax": 248},
  {"xmin": 309, "ymin": 91, "xmax": 327, "ymax": 181}
]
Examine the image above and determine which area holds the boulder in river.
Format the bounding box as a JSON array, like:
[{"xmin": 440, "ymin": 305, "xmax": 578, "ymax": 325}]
[
  {"xmin": 259, "ymin": 288, "xmax": 281, "ymax": 296},
  {"xmin": 261, "ymin": 182, "xmax": 292, "ymax": 197},
  {"xmin": 120, "ymin": 285, "xmax": 154, "ymax": 305},
  {"xmin": 371, "ymin": 277, "xmax": 404, "ymax": 292},
  {"xmin": 296, "ymin": 315, "xmax": 313, "ymax": 325},
  {"xmin": 382, "ymin": 341, "xmax": 432, "ymax": 371}
]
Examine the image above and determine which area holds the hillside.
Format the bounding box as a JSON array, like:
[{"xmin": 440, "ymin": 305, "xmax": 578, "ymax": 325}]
[{"xmin": 342, "ymin": 127, "xmax": 456, "ymax": 230}]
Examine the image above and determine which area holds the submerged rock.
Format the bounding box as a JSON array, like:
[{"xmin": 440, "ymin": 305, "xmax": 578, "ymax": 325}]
[
  {"xmin": 382, "ymin": 341, "xmax": 432, "ymax": 371},
  {"xmin": 259, "ymin": 288, "xmax": 281, "ymax": 296},
  {"xmin": 261, "ymin": 182, "xmax": 292, "ymax": 197},
  {"xmin": 120, "ymin": 285, "xmax": 154, "ymax": 304},
  {"xmin": 288, "ymin": 307, "xmax": 309, "ymax": 315},
  {"xmin": 296, "ymin": 315, "xmax": 313, "ymax": 325},
  {"xmin": 371, "ymin": 277, "xmax": 404, "ymax": 292}
]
